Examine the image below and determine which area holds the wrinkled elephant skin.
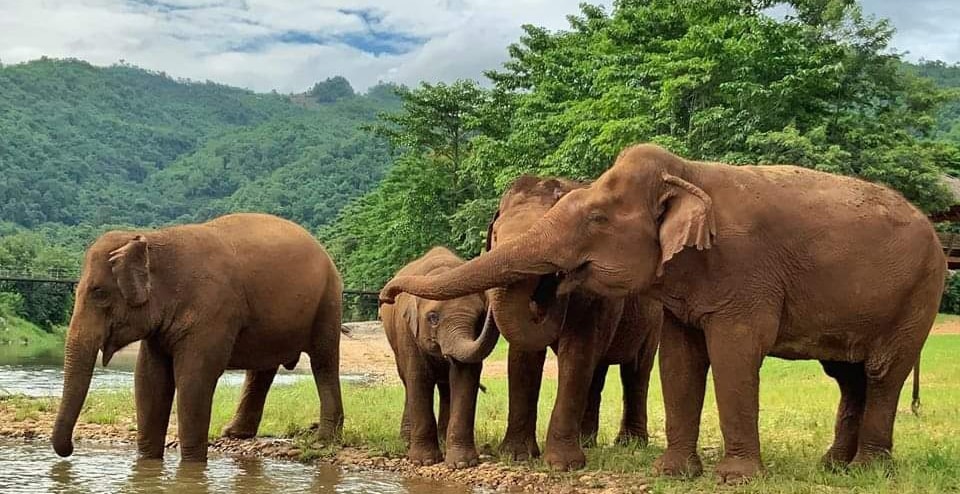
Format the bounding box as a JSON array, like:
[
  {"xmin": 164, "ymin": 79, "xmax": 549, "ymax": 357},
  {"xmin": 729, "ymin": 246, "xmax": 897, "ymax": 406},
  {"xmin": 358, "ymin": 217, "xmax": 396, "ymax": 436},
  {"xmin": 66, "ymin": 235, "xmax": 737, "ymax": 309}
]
[
  {"xmin": 380, "ymin": 144, "xmax": 945, "ymax": 483},
  {"xmin": 380, "ymin": 247, "xmax": 498, "ymax": 469},
  {"xmin": 53, "ymin": 213, "xmax": 345, "ymax": 463},
  {"xmin": 485, "ymin": 176, "xmax": 662, "ymax": 471}
]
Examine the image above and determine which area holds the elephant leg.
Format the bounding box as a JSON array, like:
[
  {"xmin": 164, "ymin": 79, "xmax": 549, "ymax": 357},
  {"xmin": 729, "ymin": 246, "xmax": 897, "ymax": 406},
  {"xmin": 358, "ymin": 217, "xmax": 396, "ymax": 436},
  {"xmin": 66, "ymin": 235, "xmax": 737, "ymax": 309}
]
[
  {"xmin": 499, "ymin": 347, "xmax": 546, "ymax": 461},
  {"xmin": 579, "ymin": 363, "xmax": 608, "ymax": 447},
  {"xmin": 851, "ymin": 345, "xmax": 921, "ymax": 468},
  {"xmin": 820, "ymin": 361, "xmax": 866, "ymax": 469},
  {"xmin": 222, "ymin": 367, "xmax": 279, "ymax": 439},
  {"xmin": 618, "ymin": 328, "xmax": 658, "ymax": 445},
  {"xmin": 403, "ymin": 370, "xmax": 442, "ymax": 466},
  {"xmin": 308, "ymin": 314, "xmax": 345, "ymax": 442},
  {"xmin": 437, "ymin": 381, "xmax": 451, "ymax": 442},
  {"xmin": 654, "ymin": 312, "xmax": 708, "ymax": 478},
  {"xmin": 400, "ymin": 399, "xmax": 412, "ymax": 444},
  {"xmin": 173, "ymin": 346, "xmax": 229, "ymax": 462},
  {"xmin": 444, "ymin": 362, "xmax": 482, "ymax": 469},
  {"xmin": 543, "ymin": 332, "xmax": 603, "ymax": 471},
  {"xmin": 135, "ymin": 339, "xmax": 174, "ymax": 459},
  {"xmin": 703, "ymin": 315, "xmax": 778, "ymax": 484}
]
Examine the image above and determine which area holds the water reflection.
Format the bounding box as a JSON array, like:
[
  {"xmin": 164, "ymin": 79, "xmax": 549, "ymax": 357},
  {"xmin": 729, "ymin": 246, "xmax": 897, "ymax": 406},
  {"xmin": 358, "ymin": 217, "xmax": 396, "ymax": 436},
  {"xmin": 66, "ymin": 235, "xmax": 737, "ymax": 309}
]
[
  {"xmin": 0, "ymin": 346, "xmax": 370, "ymax": 397},
  {"xmin": 0, "ymin": 440, "xmax": 475, "ymax": 494}
]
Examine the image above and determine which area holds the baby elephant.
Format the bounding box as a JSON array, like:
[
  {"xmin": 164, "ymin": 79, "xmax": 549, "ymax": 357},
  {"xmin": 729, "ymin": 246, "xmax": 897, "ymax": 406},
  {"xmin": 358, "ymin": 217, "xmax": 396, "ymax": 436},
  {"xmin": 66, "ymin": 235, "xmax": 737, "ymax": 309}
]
[
  {"xmin": 379, "ymin": 247, "xmax": 499, "ymax": 468},
  {"xmin": 52, "ymin": 213, "xmax": 344, "ymax": 462}
]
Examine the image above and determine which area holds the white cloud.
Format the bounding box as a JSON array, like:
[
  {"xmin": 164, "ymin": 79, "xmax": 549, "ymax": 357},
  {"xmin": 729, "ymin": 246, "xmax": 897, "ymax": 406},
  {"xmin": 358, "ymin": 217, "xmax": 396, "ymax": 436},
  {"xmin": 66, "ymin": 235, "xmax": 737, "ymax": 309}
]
[{"xmin": 0, "ymin": 0, "xmax": 955, "ymax": 94}]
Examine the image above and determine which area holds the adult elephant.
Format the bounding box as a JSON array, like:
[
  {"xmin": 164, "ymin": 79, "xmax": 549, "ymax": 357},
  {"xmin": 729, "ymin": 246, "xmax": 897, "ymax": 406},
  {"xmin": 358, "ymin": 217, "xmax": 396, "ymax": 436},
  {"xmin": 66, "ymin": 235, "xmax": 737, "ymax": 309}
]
[
  {"xmin": 381, "ymin": 144, "xmax": 944, "ymax": 483},
  {"xmin": 380, "ymin": 247, "xmax": 499, "ymax": 468},
  {"xmin": 487, "ymin": 176, "xmax": 662, "ymax": 471},
  {"xmin": 53, "ymin": 213, "xmax": 345, "ymax": 463}
]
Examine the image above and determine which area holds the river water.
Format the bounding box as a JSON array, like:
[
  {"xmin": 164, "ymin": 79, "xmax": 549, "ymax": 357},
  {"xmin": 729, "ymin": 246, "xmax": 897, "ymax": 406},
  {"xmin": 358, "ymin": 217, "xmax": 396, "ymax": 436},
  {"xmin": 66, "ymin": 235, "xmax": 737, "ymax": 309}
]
[
  {"xmin": 0, "ymin": 347, "xmax": 477, "ymax": 494},
  {"xmin": 0, "ymin": 345, "xmax": 370, "ymax": 397},
  {"xmin": 0, "ymin": 441, "xmax": 473, "ymax": 493}
]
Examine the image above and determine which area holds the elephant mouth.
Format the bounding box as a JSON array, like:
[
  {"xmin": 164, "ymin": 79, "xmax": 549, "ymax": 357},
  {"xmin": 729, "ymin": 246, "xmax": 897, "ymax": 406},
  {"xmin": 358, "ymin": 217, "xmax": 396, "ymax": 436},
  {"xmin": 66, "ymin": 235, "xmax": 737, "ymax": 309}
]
[{"xmin": 529, "ymin": 273, "xmax": 562, "ymax": 323}]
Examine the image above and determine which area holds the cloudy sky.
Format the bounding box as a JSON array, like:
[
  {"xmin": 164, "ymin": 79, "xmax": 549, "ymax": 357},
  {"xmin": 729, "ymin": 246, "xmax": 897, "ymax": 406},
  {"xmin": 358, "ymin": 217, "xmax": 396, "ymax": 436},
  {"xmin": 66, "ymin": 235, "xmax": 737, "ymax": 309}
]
[{"xmin": 0, "ymin": 0, "xmax": 957, "ymax": 93}]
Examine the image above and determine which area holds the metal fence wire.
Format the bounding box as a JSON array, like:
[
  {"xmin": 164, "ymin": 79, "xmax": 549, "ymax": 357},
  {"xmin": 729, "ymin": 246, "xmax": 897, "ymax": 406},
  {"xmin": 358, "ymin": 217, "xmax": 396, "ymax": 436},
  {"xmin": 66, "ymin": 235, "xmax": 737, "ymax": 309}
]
[{"xmin": 0, "ymin": 264, "xmax": 381, "ymax": 322}]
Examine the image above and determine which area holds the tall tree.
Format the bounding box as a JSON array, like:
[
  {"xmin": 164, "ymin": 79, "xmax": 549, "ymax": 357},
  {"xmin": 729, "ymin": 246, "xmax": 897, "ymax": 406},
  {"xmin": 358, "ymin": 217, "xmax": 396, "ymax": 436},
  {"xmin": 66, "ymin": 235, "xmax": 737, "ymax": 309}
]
[{"xmin": 323, "ymin": 81, "xmax": 511, "ymax": 286}]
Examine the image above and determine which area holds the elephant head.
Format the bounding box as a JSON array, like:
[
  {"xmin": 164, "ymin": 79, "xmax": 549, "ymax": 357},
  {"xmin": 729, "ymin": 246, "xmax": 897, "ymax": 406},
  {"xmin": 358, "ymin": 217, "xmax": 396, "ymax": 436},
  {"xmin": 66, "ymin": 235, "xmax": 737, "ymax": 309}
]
[
  {"xmin": 484, "ymin": 175, "xmax": 586, "ymax": 350},
  {"xmin": 395, "ymin": 289, "xmax": 497, "ymax": 363},
  {"xmin": 383, "ymin": 247, "xmax": 500, "ymax": 363},
  {"xmin": 53, "ymin": 232, "xmax": 161, "ymax": 457},
  {"xmin": 379, "ymin": 144, "xmax": 716, "ymax": 304}
]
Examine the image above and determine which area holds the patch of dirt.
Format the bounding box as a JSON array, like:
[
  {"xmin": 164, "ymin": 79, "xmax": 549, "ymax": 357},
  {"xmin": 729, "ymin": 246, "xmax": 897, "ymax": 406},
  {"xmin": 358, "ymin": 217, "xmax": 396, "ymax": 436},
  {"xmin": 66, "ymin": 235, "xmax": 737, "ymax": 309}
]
[
  {"xmin": 332, "ymin": 321, "xmax": 559, "ymax": 382},
  {"xmin": 0, "ymin": 401, "xmax": 646, "ymax": 494},
  {"xmin": 931, "ymin": 320, "xmax": 960, "ymax": 335}
]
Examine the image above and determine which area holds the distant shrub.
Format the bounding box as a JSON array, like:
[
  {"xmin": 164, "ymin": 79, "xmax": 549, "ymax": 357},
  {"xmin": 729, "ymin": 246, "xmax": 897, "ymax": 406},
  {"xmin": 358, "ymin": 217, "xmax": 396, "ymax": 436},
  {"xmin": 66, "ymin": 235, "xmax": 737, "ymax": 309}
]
[{"xmin": 940, "ymin": 272, "xmax": 960, "ymax": 314}]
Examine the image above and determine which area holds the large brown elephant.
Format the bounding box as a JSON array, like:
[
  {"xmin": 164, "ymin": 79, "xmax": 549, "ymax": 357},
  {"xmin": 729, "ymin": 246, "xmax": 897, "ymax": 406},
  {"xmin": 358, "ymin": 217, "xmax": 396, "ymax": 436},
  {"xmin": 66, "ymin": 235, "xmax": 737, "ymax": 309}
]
[
  {"xmin": 379, "ymin": 247, "xmax": 499, "ymax": 468},
  {"xmin": 381, "ymin": 144, "xmax": 945, "ymax": 483},
  {"xmin": 487, "ymin": 176, "xmax": 662, "ymax": 471},
  {"xmin": 53, "ymin": 213, "xmax": 345, "ymax": 462}
]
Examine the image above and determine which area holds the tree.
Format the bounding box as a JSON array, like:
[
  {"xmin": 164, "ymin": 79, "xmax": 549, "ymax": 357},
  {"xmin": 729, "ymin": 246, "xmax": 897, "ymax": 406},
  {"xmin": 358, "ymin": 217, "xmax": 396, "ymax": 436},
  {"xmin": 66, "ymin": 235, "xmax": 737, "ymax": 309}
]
[
  {"xmin": 478, "ymin": 0, "xmax": 955, "ymax": 211},
  {"xmin": 309, "ymin": 76, "xmax": 355, "ymax": 103},
  {"xmin": 323, "ymin": 81, "xmax": 511, "ymax": 286}
]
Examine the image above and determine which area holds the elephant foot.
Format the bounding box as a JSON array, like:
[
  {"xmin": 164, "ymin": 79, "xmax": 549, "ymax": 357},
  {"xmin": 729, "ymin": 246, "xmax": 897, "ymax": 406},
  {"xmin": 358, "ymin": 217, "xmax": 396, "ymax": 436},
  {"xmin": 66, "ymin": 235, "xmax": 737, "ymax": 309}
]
[
  {"xmin": 498, "ymin": 434, "xmax": 540, "ymax": 461},
  {"xmin": 849, "ymin": 449, "xmax": 892, "ymax": 472},
  {"xmin": 715, "ymin": 456, "xmax": 763, "ymax": 484},
  {"xmin": 407, "ymin": 444, "xmax": 443, "ymax": 466},
  {"xmin": 615, "ymin": 428, "xmax": 649, "ymax": 446},
  {"xmin": 543, "ymin": 442, "xmax": 586, "ymax": 471},
  {"xmin": 653, "ymin": 450, "xmax": 703, "ymax": 478},
  {"xmin": 444, "ymin": 445, "xmax": 479, "ymax": 469},
  {"xmin": 221, "ymin": 422, "xmax": 257, "ymax": 440},
  {"xmin": 820, "ymin": 446, "xmax": 857, "ymax": 471},
  {"xmin": 310, "ymin": 420, "xmax": 343, "ymax": 442}
]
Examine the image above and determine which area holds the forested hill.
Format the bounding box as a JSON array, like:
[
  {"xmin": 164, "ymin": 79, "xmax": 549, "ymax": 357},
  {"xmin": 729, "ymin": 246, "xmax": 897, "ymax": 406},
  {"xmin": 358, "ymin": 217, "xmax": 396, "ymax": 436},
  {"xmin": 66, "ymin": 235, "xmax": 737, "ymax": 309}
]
[
  {"xmin": 0, "ymin": 58, "xmax": 400, "ymax": 236},
  {"xmin": 908, "ymin": 60, "xmax": 960, "ymax": 146}
]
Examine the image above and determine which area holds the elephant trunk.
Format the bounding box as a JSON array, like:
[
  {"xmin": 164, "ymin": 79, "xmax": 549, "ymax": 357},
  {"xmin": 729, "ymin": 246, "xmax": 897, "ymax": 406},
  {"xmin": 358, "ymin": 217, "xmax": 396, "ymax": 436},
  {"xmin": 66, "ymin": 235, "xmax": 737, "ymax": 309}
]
[
  {"xmin": 438, "ymin": 309, "xmax": 500, "ymax": 364},
  {"xmin": 380, "ymin": 223, "xmax": 563, "ymax": 304},
  {"xmin": 489, "ymin": 278, "xmax": 565, "ymax": 351},
  {"xmin": 52, "ymin": 321, "xmax": 100, "ymax": 457}
]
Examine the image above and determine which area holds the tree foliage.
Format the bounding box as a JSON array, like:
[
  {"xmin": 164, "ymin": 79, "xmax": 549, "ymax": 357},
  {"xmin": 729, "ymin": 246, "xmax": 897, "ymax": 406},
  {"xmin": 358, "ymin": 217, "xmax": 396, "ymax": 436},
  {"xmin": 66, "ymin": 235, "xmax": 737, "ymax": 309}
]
[
  {"xmin": 324, "ymin": 0, "xmax": 960, "ymax": 289},
  {"xmin": 0, "ymin": 230, "xmax": 80, "ymax": 328},
  {"xmin": 0, "ymin": 58, "xmax": 400, "ymax": 231},
  {"xmin": 321, "ymin": 81, "xmax": 511, "ymax": 286}
]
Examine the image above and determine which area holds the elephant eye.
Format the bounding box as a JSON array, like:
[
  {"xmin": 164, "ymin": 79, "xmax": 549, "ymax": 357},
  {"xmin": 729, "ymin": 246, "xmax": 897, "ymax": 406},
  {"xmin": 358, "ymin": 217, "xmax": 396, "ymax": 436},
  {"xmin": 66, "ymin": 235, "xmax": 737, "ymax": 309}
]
[
  {"xmin": 588, "ymin": 209, "xmax": 608, "ymax": 224},
  {"xmin": 88, "ymin": 286, "xmax": 110, "ymax": 304},
  {"xmin": 427, "ymin": 311, "xmax": 440, "ymax": 327}
]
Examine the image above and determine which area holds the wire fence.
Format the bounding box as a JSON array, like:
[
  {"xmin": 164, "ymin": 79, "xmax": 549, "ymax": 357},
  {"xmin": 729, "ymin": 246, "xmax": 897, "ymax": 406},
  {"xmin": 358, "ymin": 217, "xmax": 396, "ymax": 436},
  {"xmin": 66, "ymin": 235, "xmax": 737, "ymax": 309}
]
[{"xmin": 0, "ymin": 265, "xmax": 381, "ymax": 323}]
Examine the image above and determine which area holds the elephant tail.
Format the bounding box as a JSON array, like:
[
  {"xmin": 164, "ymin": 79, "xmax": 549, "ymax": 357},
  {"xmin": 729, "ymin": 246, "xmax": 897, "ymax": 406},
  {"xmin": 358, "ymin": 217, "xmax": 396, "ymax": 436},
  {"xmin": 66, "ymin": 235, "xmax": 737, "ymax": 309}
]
[
  {"xmin": 479, "ymin": 382, "xmax": 487, "ymax": 394},
  {"xmin": 911, "ymin": 358, "xmax": 921, "ymax": 416}
]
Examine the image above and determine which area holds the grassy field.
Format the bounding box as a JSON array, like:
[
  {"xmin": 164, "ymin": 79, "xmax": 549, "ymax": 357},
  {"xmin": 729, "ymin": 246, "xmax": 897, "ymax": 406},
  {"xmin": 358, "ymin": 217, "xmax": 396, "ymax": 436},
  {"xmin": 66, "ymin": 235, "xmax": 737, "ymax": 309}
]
[{"xmin": 44, "ymin": 334, "xmax": 956, "ymax": 493}]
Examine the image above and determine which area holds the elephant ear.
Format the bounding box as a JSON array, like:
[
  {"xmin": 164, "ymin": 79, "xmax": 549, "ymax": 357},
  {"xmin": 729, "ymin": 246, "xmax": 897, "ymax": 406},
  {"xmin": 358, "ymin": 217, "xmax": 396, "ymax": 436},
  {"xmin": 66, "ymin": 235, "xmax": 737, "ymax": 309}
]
[
  {"xmin": 485, "ymin": 210, "xmax": 501, "ymax": 253},
  {"xmin": 401, "ymin": 295, "xmax": 420, "ymax": 340},
  {"xmin": 108, "ymin": 235, "xmax": 151, "ymax": 307},
  {"xmin": 657, "ymin": 174, "xmax": 716, "ymax": 277}
]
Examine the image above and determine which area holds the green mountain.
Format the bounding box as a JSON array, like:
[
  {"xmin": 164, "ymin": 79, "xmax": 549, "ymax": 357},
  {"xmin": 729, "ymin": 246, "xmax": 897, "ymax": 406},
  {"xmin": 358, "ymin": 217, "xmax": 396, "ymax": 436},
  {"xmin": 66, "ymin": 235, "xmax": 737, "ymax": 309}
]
[{"xmin": 0, "ymin": 58, "xmax": 400, "ymax": 235}]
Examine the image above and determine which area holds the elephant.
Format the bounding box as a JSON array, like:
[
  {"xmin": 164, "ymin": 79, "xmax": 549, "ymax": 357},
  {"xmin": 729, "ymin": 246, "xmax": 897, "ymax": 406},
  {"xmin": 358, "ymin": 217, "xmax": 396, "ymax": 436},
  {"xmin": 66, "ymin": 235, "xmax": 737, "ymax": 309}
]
[
  {"xmin": 52, "ymin": 213, "xmax": 345, "ymax": 463},
  {"xmin": 486, "ymin": 175, "xmax": 662, "ymax": 471},
  {"xmin": 380, "ymin": 144, "xmax": 945, "ymax": 483},
  {"xmin": 379, "ymin": 247, "xmax": 499, "ymax": 468}
]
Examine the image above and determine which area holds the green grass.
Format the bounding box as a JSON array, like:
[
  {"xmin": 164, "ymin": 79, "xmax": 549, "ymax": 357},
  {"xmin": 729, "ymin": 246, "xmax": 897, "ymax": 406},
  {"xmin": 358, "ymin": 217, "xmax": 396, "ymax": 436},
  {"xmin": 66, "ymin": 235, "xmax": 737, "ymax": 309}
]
[
  {"xmin": 934, "ymin": 313, "xmax": 960, "ymax": 325},
  {"xmin": 0, "ymin": 311, "xmax": 64, "ymax": 356},
  {"xmin": 21, "ymin": 335, "xmax": 960, "ymax": 493}
]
